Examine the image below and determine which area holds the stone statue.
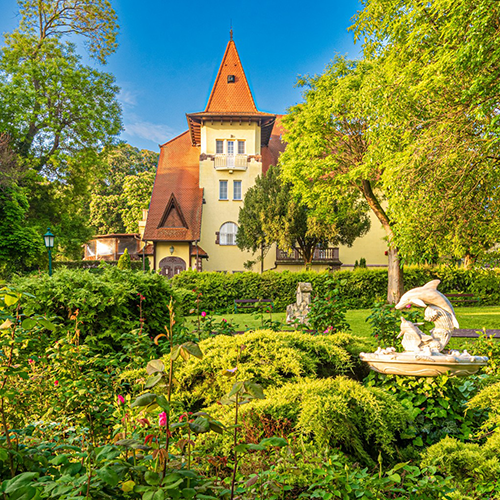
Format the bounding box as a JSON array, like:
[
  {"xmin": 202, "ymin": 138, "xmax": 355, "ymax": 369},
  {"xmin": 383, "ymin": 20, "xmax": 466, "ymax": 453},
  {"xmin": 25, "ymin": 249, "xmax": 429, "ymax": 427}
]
[
  {"xmin": 286, "ymin": 282, "xmax": 313, "ymax": 326},
  {"xmin": 360, "ymin": 280, "xmax": 488, "ymax": 376}
]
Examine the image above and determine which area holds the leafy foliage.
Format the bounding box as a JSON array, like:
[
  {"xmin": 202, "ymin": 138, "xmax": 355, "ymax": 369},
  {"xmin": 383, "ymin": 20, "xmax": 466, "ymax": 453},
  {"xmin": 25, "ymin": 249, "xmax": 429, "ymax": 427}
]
[
  {"xmin": 117, "ymin": 248, "xmax": 132, "ymax": 270},
  {"xmin": 237, "ymin": 164, "xmax": 369, "ymax": 267},
  {"xmin": 201, "ymin": 377, "xmax": 410, "ymax": 466},
  {"xmin": 365, "ymin": 373, "xmax": 488, "ymax": 448},
  {"xmin": 307, "ymin": 285, "xmax": 350, "ymax": 333},
  {"xmin": 11, "ymin": 267, "xmax": 179, "ymax": 350},
  {"xmin": 167, "ymin": 330, "xmax": 371, "ymax": 409}
]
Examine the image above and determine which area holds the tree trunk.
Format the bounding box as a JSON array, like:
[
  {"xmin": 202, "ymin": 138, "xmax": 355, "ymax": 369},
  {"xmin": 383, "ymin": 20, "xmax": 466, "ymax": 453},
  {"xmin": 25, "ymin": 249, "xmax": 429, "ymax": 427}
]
[
  {"xmin": 360, "ymin": 180, "xmax": 404, "ymax": 304},
  {"xmin": 386, "ymin": 245, "xmax": 404, "ymax": 304},
  {"xmin": 260, "ymin": 242, "xmax": 264, "ymax": 275}
]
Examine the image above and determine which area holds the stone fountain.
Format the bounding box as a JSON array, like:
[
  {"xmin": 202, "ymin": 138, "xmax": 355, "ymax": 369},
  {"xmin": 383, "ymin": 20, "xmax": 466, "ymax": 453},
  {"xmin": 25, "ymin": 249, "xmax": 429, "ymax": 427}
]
[{"xmin": 360, "ymin": 280, "xmax": 488, "ymax": 377}]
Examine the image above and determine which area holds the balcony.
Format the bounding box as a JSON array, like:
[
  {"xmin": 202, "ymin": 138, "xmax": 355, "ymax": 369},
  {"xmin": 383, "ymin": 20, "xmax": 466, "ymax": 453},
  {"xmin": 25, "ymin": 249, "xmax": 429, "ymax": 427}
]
[
  {"xmin": 214, "ymin": 154, "xmax": 248, "ymax": 171},
  {"xmin": 276, "ymin": 247, "xmax": 342, "ymax": 268}
]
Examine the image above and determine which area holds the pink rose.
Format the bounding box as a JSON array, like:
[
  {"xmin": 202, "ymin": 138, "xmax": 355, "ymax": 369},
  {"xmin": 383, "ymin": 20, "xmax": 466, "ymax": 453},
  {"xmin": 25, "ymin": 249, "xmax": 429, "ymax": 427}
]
[
  {"xmin": 117, "ymin": 395, "xmax": 125, "ymax": 404},
  {"xmin": 201, "ymin": 311, "xmax": 207, "ymax": 317},
  {"xmin": 158, "ymin": 411, "xmax": 167, "ymax": 427}
]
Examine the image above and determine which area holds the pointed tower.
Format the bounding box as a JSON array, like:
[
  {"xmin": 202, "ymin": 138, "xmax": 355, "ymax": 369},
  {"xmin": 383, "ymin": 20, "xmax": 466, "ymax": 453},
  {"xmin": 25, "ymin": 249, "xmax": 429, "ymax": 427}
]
[{"xmin": 144, "ymin": 36, "xmax": 285, "ymax": 275}]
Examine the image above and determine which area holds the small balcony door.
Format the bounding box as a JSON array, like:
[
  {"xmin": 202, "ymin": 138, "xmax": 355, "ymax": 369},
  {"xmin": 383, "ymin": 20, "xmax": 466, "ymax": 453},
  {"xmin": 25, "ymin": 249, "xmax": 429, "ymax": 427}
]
[{"xmin": 227, "ymin": 140, "xmax": 235, "ymax": 168}]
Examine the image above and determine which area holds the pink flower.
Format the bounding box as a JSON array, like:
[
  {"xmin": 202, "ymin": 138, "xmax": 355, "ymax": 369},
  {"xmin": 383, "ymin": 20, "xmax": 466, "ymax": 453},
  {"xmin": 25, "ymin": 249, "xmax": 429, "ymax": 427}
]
[
  {"xmin": 406, "ymin": 304, "xmax": 411, "ymax": 309},
  {"xmin": 222, "ymin": 319, "xmax": 226, "ymax": 323},
  {"xmin": 54, "ymin": 380, "xmax": 59, "ymax": 387},
  {"xmin": 28, "ymin": 359, "xmax": 34, "ymax": 364},
  {"xmin": 117, "ymin": 395, "xmax": 125, "ymax": 405},
  {"xmin": 158, "ymin": 411, "xmax": 167, "ymax": 426},
  {"xmin": 201, "ymin": 311, "xmax": 207, "ymax": 317}
]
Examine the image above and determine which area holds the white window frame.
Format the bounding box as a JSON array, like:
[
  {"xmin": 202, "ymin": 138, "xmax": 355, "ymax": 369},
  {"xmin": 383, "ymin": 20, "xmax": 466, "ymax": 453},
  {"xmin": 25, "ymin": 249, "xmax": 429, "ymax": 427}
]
[
  {"xmin": 233, "ymin": 180, "xmax": 242, "ymax": 200},
  {"xmin": 216, "ymin": 140, "xmax": 224, "ymax": 154},
  {"xmin": 219, "ymin": 180, "xmax": 228, "ymax": 200},
  {"xmin": 219, "ymin": 222, "xmax": 238, "ymax": 246}
]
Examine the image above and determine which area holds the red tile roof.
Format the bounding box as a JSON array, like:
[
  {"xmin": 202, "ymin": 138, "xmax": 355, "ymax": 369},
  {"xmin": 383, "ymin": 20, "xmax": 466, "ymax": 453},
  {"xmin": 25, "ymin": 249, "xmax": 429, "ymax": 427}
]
[
  {"xmin": 262, "ymin": 115, "xmax": 286, "ymax": 174},
  {"xmin": 186, "ymin": 39, "xmax": 276, "ymax": 147},
  {"xmin": 205, "ymin": 40, "xmax": 257, "ymax": 113},
  {"xmin": 143, "ymin": 131, "xmax": 203, "ymax": 242}
]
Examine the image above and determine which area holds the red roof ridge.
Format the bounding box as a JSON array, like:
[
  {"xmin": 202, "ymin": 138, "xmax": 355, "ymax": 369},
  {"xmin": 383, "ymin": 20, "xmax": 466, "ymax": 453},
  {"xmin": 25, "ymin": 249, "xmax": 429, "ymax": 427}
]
[
  {"xmin": 159, "ymin": 130, "xmax": 191, "ymax": 148},
  {"xmin": 205, "ymin": 40, "xmax": 257, "ymax": 114}
]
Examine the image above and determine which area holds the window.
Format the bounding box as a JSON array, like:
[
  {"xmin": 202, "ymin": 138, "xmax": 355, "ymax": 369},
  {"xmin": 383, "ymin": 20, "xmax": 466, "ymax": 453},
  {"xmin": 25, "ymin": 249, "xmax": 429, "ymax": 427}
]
[
  {"xmin": 219, "ymin": 180, "xmax": 228, "ymax": 200},
  {"xmin": 238, "ymin": 141, "xmax": 245, "ymax": 154},
  {"xmin": 216, "ymin": 140, "xmax": 223, "ymax": 154},
  {"xmin": 219, "ymin": 222, "xmax": 238, "ymax": 245},
  {"xmin": 233, "ymin": 180, "xmax": 242, "ymax": 200}
]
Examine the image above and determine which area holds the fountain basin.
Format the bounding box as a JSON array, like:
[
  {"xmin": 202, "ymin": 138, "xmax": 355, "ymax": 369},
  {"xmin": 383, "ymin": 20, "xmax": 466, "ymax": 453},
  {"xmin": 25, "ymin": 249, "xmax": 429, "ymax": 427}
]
[{"xmin": 360, "ymin": 351, "xmax": 488, "ymax": 377}]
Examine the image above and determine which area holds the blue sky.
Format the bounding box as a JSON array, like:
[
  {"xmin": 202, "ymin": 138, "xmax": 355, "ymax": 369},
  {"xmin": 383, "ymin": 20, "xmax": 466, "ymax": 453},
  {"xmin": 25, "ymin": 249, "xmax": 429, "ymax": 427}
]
[{"xmin": 0, "ymin": 0, "xmax": 363, "ymax": 152}]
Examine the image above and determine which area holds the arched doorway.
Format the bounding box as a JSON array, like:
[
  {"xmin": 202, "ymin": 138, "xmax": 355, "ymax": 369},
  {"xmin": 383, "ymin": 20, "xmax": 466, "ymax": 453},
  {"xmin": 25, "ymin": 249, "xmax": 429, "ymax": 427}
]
[{"xmin": 159, "ymin": 256, "xmax": 186, "ymax": 278}]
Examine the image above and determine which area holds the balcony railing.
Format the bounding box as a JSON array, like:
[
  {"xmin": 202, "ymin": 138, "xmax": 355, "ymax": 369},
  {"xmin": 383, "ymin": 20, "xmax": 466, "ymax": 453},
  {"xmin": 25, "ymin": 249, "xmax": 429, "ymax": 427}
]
[
  {"xmin": 214, "ymin": 154, "xmax": 248, "ymax": 170},
  {"xmin": 276, "ymin": 247, "xmax": 340, "ymax": 264}
]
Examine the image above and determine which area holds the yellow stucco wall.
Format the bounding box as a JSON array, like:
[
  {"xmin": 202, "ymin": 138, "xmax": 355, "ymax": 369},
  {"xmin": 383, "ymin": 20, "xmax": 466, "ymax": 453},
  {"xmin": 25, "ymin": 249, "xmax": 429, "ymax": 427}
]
[
  {"xmin": 155, "ymin": 242, "xmax": 191, "ymax": 270},
  {"xmin": 337, "ymin": 212, "xmax": 389, "ymax": 267},
  {"xmin": 202, "ymin": 122, "xmax": 260, "ymax": 155},
  {"xmin": 194, "ymin": 121, "xmax": 389, "ymax": 273},
  {"xmin": 198, "ymin": 122, "xmax": 264, "ymax": 273}
]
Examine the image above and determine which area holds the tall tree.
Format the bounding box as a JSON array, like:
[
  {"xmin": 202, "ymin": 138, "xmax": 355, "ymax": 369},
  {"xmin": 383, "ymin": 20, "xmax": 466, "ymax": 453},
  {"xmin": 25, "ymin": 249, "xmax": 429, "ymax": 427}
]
[
  {"xmin": 0, "ymin": 0, "xmax": 122, "ymax": 263},
  {"xmin": 88, "ymin": 143, "xmax": 158, "ymax": 234},
  {"xmin": 237, "ymin": 164, "xmax": 369, "ymax": 270},
  {"xmin": 280, "ymin": 58, "xmax": 407, "ymax": 301},
  {"xmin": 351, "ymin": 0, "xmax": 500, "ymax": 268}
]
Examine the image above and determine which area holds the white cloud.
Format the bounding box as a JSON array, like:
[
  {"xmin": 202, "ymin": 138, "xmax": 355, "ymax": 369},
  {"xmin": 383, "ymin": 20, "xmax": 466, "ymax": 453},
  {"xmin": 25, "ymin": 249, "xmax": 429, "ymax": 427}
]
[
  {"xmin": 124, "ymin": 120, "xmax": 173, "ymax": 145},
  {"xmin": 118, "ymin": 88, "xmax": 138, "ymax": 107}
]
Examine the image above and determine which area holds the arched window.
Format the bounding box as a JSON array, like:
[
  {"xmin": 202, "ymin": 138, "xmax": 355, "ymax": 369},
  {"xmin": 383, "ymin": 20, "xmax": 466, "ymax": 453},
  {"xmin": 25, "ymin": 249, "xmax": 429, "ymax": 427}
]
[{"xmin": 219, "ymin": 222, "xmax": 238, "ymax": 245}]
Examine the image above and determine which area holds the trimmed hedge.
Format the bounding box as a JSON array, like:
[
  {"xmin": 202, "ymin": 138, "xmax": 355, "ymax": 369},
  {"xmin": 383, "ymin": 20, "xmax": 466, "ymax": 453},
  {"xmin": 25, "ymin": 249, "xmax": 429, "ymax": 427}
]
[
  {"xmin": 12, "ymin": 267, "xmax": 177, "ymax": 350},
  {"xmin": 171, "ymin": 267, "xmax": 500, "ymax": 312}
]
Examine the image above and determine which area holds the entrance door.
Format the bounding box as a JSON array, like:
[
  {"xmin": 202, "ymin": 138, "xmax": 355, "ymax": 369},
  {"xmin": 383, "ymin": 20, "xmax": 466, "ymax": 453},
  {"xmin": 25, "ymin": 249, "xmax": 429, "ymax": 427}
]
[
  {"xmin": 227, "ymin": 140, "xmax": 235, "ymax": 168},
  {"xmin": 159, "ymin": 256, "xmax": 186, "ymax": 278}
]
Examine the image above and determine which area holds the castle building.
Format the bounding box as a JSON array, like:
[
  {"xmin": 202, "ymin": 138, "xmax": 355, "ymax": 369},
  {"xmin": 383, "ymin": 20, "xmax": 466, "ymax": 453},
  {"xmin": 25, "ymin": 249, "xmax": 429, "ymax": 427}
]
[{"xmin": 143, "ymin": 36, "xmax": 388, "ymax": 277}]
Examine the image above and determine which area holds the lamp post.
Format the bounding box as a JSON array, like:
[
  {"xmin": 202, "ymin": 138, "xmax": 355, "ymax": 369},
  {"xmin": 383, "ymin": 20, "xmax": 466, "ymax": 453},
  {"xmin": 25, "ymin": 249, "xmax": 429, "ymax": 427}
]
[{"xmin": 43, "ymin": 228, "xmax": 55, "ymax": 276}]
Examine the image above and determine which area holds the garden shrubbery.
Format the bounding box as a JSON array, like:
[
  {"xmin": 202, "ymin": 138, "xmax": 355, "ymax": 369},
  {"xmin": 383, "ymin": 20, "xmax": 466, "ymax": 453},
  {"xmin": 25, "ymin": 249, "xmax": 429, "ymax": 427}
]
[
  {"xmin": 201, "ymin": 377, "xmax": 410, "ymax": 466},
  {"xmin": 162, "ymin": 330, "xmax": 372, "ymax": 409},
  {"xmin": 171, "ymin": 266, "xmax": 500, "ymax": 313},
  {"xmin": 11, "ymin": 266, "xmax": 179, "ymax": 350}
]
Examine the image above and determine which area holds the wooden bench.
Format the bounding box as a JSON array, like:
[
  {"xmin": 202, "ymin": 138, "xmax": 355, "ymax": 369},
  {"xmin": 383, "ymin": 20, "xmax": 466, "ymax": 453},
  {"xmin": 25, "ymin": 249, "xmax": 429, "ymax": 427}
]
[
  {"xmin": 234, "ymin": 299, "xmax": 273, "ymax": 314},
  {"xmin": 451, "ymin": 329, "xmax": 500, "ymax": 339},
  {"xmin": 445, "ymin": 293, "xmax": 480, "ymax": 306}
]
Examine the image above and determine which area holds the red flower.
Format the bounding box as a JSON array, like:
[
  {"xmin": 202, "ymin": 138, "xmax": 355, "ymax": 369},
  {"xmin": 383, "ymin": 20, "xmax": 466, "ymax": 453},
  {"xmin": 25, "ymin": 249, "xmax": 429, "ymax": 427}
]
[{"xmin": 54, "ymin": 380, "xmax": 59, "ymax": 387}]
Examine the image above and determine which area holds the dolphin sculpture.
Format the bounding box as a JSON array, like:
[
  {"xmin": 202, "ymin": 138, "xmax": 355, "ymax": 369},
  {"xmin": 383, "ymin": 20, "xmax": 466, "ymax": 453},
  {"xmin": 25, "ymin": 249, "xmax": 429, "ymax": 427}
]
[{"xmin": 395, "ymin": 280, "xmax": 459, "ymax": 329}]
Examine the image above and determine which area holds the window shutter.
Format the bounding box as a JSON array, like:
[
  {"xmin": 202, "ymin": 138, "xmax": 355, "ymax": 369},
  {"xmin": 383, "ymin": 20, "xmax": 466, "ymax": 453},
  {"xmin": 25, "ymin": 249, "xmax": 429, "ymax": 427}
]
[{"xmin": 215, "ymin": 231, "xmax": 220, "ymax": 245}]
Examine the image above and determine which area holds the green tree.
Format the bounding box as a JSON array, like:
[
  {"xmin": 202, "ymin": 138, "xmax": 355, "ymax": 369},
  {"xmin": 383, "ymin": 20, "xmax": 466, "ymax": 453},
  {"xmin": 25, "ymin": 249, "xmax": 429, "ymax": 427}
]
[
  {"xmin": 117, "ymin": 248, "xmax": 132, "ymax": 270},
  {"xmin": 88, "ymin": 144, "xmax": 158, "ymax": 234},
  {"xmin": 280, "ymin": 58, "xmax": 405, "ymax": 299},
  {"xmin": 0, "ymin": 187, "xmax": 45, "ymax": 277},
  {"xmin": 0, "ymin": 0, "xmax": 122, "ymax": 264},
  {"xmin": 237, "ymin": 164, "xmax": 369, "ymax": 270},
  {"xmin": 351, "ymin": 0, "xmax": 500, "ymax": 268}
]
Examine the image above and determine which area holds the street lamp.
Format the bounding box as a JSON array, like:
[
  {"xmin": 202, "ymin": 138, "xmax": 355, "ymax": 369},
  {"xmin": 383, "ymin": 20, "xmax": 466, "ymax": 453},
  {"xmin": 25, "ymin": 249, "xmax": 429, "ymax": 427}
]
[{"xmin": 43, "ymin": 228, "xmax": 55, "ymax": 276}]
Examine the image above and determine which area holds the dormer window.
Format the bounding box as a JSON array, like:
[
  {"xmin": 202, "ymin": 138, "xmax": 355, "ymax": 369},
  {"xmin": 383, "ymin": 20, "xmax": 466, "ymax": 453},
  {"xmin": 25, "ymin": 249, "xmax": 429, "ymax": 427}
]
[{"xmin": 227, "ymin": 75, "xmax": 235, "ymax": 83}]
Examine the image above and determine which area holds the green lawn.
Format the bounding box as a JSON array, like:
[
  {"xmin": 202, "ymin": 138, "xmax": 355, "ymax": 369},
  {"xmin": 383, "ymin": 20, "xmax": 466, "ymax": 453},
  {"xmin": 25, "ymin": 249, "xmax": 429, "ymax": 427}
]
[{"xmin": 184, "ymin": 306, "xmax": 500, "ymax": 339}]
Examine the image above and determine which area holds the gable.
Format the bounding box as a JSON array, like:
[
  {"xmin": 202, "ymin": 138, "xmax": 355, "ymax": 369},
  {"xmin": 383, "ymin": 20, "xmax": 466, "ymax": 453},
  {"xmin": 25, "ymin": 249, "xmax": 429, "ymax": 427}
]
[{"xmin": 158, "ymin": 194, "xmax": 188, "ymax": 229}]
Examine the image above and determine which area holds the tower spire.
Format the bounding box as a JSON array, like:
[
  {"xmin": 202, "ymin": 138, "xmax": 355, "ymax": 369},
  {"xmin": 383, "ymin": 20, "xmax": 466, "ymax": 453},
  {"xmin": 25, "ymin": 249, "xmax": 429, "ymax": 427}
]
[{"xmin": 230, "ymin": 24, "xmax": 233, "ymax": 41}]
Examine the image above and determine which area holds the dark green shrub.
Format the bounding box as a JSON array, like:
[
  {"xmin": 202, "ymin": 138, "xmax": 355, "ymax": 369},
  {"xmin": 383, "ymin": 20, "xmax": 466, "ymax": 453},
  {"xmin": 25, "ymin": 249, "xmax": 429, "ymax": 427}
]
[
  {"xmin": 53, "ymin": 260, "xmax": 143, "ymax": 270},
  {"xmin": 12, "ymin": 267, "xmax": 178, "ymax": 351},
  {"xmin": 169, "ymin": 330, "xmax": 371, "ymax": 409},
  {"xmin": 365, "ymin": 373, "xmax": 487, "ymax": 447},
  {"xmin": 307, "ymin": 285, "xmax": 350, "ymax": 333}
]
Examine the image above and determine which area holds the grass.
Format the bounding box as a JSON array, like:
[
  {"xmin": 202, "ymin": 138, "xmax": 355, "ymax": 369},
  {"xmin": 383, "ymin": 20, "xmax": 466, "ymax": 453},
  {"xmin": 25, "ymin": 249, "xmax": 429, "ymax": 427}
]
[{"xmin": 184, "ymin": 306, "xmax": 500, "ymax": 339}]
